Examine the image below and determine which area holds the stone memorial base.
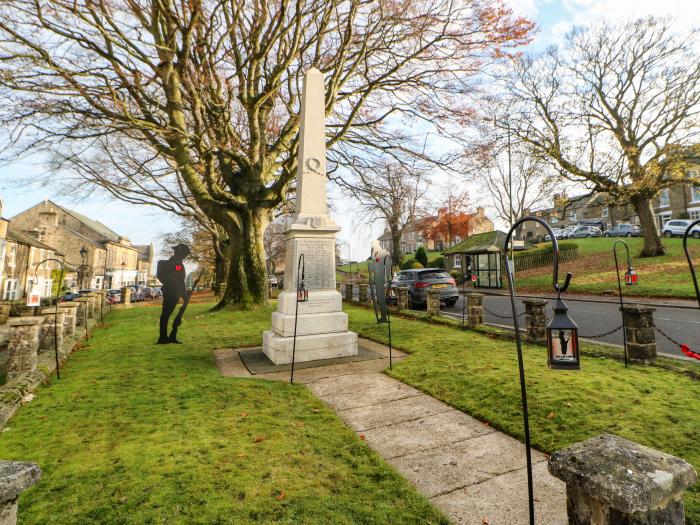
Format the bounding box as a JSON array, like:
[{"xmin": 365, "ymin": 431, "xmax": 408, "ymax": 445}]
[{"xmin": 263, "ymin": 290, "xmax": 358, "ymax": 365}]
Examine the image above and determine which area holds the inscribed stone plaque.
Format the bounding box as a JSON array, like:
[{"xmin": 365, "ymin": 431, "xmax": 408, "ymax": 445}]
[{"xmin": 296, "ymin": 239, "xmax": 334, "ymax": 290}]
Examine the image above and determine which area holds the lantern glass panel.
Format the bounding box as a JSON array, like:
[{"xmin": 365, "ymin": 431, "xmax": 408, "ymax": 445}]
[
  {"xmin": 625, "ymin": 269, "xmax": 637, "ymax": 285},
  {"xmin": 297, "ymin": 283, "xmax": 308, "ymax": 302}
]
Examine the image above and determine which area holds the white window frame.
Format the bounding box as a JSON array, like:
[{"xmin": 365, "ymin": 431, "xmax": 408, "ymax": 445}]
[
  {"xmin": 42, "ymin": 278, "xmax": 53, "ymax": 297},
  {"xmin": 454, "ymin": 236, "xmax": 462, "ymax": 244},
  {"xmin": 3, "ymin": 279, "xmax": 18, "ymax": 300},
  {"xmin": 454, "ymin": 254, "xmax": 462, "ymax": 268},
  {"xmin": 691, "ymin": 184, "xmax": 700, "ymax": 204},
  {"xmin": 601, "ymin": 208, "xmax": 609, "ymax": 217},
  {"xmin": 658, "ymin": 189, "xmax": 670, "ymax": 208},
  {"xmin": 571, "ymin": 212, "xmax": 577, "ymax": 221},
  {"xmin": 8, "ymin": 244, "xmax": 16, "ymax": 269},
  {"xmin": 551, "ymin": 217, "xmax": 559, "ymax": 224},
  {"xmin": 688, "ymin": 207, "xmax": 700, "ymax": 221}
]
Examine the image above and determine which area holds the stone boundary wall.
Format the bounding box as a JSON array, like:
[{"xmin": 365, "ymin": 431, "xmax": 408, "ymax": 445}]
[{"xmin": 0, "ymin": 317, "xmax": 99, "ymax": 430}]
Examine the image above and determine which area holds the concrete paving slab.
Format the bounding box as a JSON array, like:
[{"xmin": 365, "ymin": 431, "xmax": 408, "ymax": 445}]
[
  {"xmin": 431, "ymin": 461, "xmax": 567, "ymax": 525},
  {"xmin": 337, "ymin": 394, "xmax": 453, "ymax": 432},
  {"xmin": 361, "ymin": 409, "xmax": 494, "ymax": 459},
  {"xmin": 390, "ymin": 432, "xmax": 548, "ymax": 498},
  {"xmin": 308, "ymin": 374, "xmax": 423, "ymax": 411}
]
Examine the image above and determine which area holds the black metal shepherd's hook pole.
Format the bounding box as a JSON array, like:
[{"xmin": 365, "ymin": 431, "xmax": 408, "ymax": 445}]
[
  {"xmin": 613, "ymin": 240, "xmax": 632, "ymax": 368},
  {"xmin": 683, "ymin": 220, "xmax": 700, "ymax": 311},
  {"xmin": 383, "ymin": 255, "xmax": 393, "ymax": 369},
  {"xmin": 35, "ymin": 258, "xmax": 65, "ymax": 380},
  {"xmin": 290, "ymin": 253, "xmax": 305, "ymax": 384},
  {"xmin": 461, "ymin": 260, "xmax": 466, "ymax": 329},
  {"xmin": 504, "ymin": 216, "xmax": 572, "ymax": 525}
]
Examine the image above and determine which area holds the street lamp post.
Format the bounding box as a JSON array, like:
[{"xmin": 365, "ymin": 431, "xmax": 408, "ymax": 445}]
[
  {"xmin": 121, "ymin": 261, "xmax": 126, "ymax": 287},
  {"xmin": 79, "ymin": 246, "xmax": 88, "ymax": 289}
]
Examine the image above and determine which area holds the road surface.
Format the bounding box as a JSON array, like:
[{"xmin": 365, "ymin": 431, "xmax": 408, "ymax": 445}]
[{"xmin": 442, "ymin": 294, "xmax": 700, "ymax": 361}]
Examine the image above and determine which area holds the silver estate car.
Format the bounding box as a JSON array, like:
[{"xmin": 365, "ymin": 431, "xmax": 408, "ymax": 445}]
[{"xmin": 387, "ymin": 268, "xmax": 459, "ymax": 308}]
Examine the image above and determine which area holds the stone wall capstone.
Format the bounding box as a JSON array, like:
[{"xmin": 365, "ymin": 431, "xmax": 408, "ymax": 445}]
[
  {"xmin": 39, "ymin": 309, "xmax": 65, "ymax": 353},
  {"xmin": 7, "ymin": 317, "xmax": 41, "ymax": 380},
  {"xmin": 621, "ymin": 304, "xmax": 656, "ymax": 363},
  {"xmin": 0, "ymin": 461, "xmax": 41, "ymax": 525},
  {"xmin": 57, "ymin": 303, "xmax": 78, "ymax": 337},
  {"xmin": 426, "ymin": 290, "xmax": 440, "ymax": 317},
  {"xmin": 523, "ymin": 299, "xmax": 547, "ymax": 342},
  {"xmin": 72, "ymin": 298, "xmax": 88, "ymax": 327}
]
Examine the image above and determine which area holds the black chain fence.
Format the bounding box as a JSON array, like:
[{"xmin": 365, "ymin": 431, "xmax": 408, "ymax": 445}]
[
  {"xmin": 483, "ymin": 307, "xmax": 527, "ymax": 320},
  {"xmin": 579, "ymin": 324, "xmax": 624, "ymax": 339}
]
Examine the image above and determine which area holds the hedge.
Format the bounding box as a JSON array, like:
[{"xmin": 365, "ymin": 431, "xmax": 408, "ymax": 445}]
[{"xmin": 512, "ymin": 241, "xmax": 579, "ymax": 271}]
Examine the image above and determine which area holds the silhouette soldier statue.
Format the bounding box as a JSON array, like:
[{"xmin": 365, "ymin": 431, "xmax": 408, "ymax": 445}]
[{"xmin": 157, "ymin": 243, "xmax": 191, "ymax": 344}]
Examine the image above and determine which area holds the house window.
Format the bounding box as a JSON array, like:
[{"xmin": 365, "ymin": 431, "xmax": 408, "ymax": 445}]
[
  {"xmin": 571, "ymin": 212, "xmax": 577, "ymax": 222},
  {"xmin": 8, "ymin": 245, "xmax": 16, "ymax": 269},
  {"xmin": 3, "ymin": 279, "xmax": 18, "ymax": 300},
  {"xmin": 689, "ymin": 208, "xmax": 700, "ymax": 221},
  {"xmin": 551, "ymin": 217, "xmax": 559, "ymax": 224},
  {"xmin": 658, "ymin": 189, "xmax": 670, "ymax": 208},
  {"xmin": 601, "ymin": 208, "xmax": 609, "ymax": 217},
  {"xmin": 691, "ymin": 185, "xmax": 700, "ymax": 204},
  {"xmin": 42, "ymin": 279, "xmax": 53, "ymax": 297},
  {"xmin": 408, "ymin": 232, "xmax": 414, "ymax": 241},
  {"xmin": 454, "ymin": 236, "xmax": 462, "ymax": 244},
  {"xmin": 454, "ymin": 254, "xmax": 462, "ymax": 268}
]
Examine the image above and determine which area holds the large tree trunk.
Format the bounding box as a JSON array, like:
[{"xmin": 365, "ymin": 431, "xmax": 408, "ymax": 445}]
[
  {"xmin": 215, "ymin": 227, "xmax": 248, "ymax": 308},
  {"xmin": 241, "ymin": 206, "xmax": 270, "ymax": 305},
  {"xmin": 630, "ymin": 194, "xmax": 665, "ymax": 257},
  {"xmin": 212, "ymin": 250, "xmax": 227, "ymax": 297},
  {"xmin": 390, "ymin": 222, "xmax": 402, "ymax": 267}
]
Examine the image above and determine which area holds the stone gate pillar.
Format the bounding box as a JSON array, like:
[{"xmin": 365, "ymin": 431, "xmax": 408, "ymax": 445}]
[
  {"xmin": 397, "ymin": 287, "xmax": 409, "ymax": 310},
  {"xmin": 39, "ymin": 308, "xmax": 65, "ymax": 353},
  {"xmin": 621, "ymin": 305, "xmax": 656, "ymax": 363},
  {"xmin": 120, "ymin": 287, "xmax": 131, "ymax": 305},
  {"xmin": 465, "ymin": 292, "xmax": 484, "ymax": 327},
  {"xmin": 344, "ymin": 283, "xmax": 353, "ymax": 302},
  {"xmin": 57, "ymin": 303, "xmax": 78, "ymax": 337},
  {"xmin": 7, "ymin": 317, "xmax": 42, "ymax": 380},
  {"xmin": 549, "ymin": 434, "xmax": 697, "ymax": 525},
  {"xmin": 0, "ymin": 461, "xmax": 41, "ymax": 525},
  {"xmin": 73, "ymin": 298, "xmax": 88, "ymax": 327},
  {"xmin": 427, "ymin": 290, "xmax": 441, "ymax": 317},
  {"xmin": 523, "ymin": 298, "xmax": 547, "ymax": 343},
  {"xmin": 358, "ymin": 283, "xmax": 368, "ymax": 303}
]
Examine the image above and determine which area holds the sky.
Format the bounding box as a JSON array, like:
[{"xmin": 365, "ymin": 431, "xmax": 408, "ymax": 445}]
[{"xmin": 0, "ymin": 0, "xmax": 698, "ymax": 264}]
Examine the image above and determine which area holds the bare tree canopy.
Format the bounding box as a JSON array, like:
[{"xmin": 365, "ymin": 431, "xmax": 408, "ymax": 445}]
[
  {"xmin": 499, "ymin": 16, "xmax": 700, "ymax": 256},
  {"xmin": 469, "ymin": 138, "xmax": 561, "ymax": 225},
  {"xmin": 333, "ymin": 161, "xmax": 428, "ymax": 264},
  {"xmin": 0, "ymin": 0, "xmax": 533, "ymax": 305}
]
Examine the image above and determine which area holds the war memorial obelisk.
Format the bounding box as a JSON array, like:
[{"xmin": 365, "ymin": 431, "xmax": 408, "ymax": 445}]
[{"xmin": 262, "ymin": 68, "xmax": 358, "ymax": 365}]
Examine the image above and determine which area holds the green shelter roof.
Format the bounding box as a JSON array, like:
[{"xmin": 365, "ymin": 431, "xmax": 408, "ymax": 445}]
[{"xmin": 442, "ymin": 230, "xmax": 508, "ymax": 255}]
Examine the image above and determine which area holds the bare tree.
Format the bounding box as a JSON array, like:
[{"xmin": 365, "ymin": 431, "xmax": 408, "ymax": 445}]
[
  {"xmin": 263, "ymin": 219, "xmax": 287, "ymax": 277},
  {"xmin": 334, "ymin": 162, "xmax": 428, "ymax": 264},
  {"xmin": 0, "ymin": 0, "xmax": 533, "ymax": 306},
  {"xmin": 471, "ymin": 139, "xmax": 561, "ymax": 225},
  {"xmin": 500, "ymin": 17, "xmax": 700, "ymax": 256}
]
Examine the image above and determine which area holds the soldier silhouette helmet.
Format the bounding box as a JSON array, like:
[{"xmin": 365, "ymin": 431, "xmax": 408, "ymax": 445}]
[{"xmin": 173, "ymin": 243, "xmax": 191, "ymax": 259}]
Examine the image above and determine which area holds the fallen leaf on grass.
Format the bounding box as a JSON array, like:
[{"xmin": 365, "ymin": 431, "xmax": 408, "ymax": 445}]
[
  {"xmin": 294, "ymin": 422, "xmax": 305, "ymax": 428},
  {"xmin": 546, "ymin": 412, "xmax": 556, "ymax": 419},
  {"xmin": 237, "ymin": 453, "xmax": 246, "ymax": 458},
  {"xmin": 359, "ymin": 434, "xmax": 366, "ymax": 441},
  {"xmin": 240, "ymin": 412, "xmax": 248, "ymax": 417},
  {"xmin": 253, "ymin": 436, "xmax": 265, "ymax": 443},
  {"xmin": 276, "ymin": 491, "xmax": 285, "ymax": 501}
]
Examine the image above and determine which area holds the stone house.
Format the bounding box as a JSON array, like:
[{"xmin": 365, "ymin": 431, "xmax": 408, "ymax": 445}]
[
  {"xmin": 2, "ymin": 226, "xmax": 62, "ymax": 301},
  {"xmin": 520, "ymin": 180, "xmax": 700, "ymax": 242},
  {"xmin": 134, "ymin": 244, "xmax": 155, "ymax": 285},
  {"xmin": 9, "ymin": 200, "xmax": 147, "ymax": 290},
  {"xmin": 377, "ymin": 207, "xmax": 495, "ymax": 255}
]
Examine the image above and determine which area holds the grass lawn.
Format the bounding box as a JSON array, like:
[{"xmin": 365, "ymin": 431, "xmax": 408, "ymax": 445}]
[
  {"xmin": 517, "ymin": 237, "xmax": 700, "ymax": 298},
  {"xmin": 0, "ymin": 304, "xmax": 446, "ymax": 524},
  {"xmin": 344, "ymin": 305, "xmax": 700, "ymax": 523}
]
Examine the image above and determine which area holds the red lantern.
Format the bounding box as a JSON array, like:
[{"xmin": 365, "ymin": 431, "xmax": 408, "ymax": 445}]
[
  {"xmin": 471, "ymin": 274, "xmax": 477, "ymax": 282},
  {"xmin": 297, "ymin": 281, "xmax": 308, "ymax": 302},
  {"xmin": 624, "ymin": 267, "xmax": 637, "ymax": 285}
]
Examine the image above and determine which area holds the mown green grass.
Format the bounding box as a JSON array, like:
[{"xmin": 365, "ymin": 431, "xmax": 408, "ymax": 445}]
[
  {"xmin": 0, "ymin": 304, "xmax": 446, "ymax": 525},
  {"xmin": 517, "ymin": 237, "xmax": 700, "ymax": 298},
  {"xmin": 336, "ymin": 251, "xmax": 444, "ymax": 282},
  {"xmin": 344, "ymin": 305, "xmax": 700, "ymax": 524}
]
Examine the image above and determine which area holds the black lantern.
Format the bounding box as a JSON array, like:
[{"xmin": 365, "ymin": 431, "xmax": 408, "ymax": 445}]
[
  {"xmin": 546, "ymin": 297, "xmax": 580, "ymax": 370},
  {"xmin": 624, "ymin": 266, "xmax": 638, "ymax": 285},
  {"xmin": 297, "ymin": 280, "xmax": 308, "ymax": 302}
]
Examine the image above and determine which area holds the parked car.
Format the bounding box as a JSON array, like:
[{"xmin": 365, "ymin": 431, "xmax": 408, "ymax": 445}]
[
  {"xmin": 544, "ymin": 228, "xmax": 565, "ymax": 241},
  {"xmin": 106, "ymin": 289, "xmax": 121, "ymax": 304},
  {"xmin": 557, "ymin": 227, "xmax": 575, "ymax": 239},
  {"xmin": 142, "ymin": 287, "xmax": 157, "ymax": 299},
  {"xmin": 268, "ymin": 275, "xmax": 278, "ymax": 289},
  {"xmin": 569, "ymin": 225, "xmax": 603, "ymax": 238},
  {"xmin": 130, "ymin": 286, "xmax": 145, "ymax": 302},
  {"xmin": 386, "ymin": 268, "xmax": 459, "ymax": 308},
  {"xmin": 152, "ymin": 286, "xmax": 162, "ymax": 297},
  {"xmin": 662, "ymin": 219, "xmax": 700, "ymax": 238},
  {"xmin": 604, "ymin": 223, "xmax": 641, "ymax": 237},
  {"xmin": 60, "ymin": 291, "xmax": 82, "ymax": 302}
]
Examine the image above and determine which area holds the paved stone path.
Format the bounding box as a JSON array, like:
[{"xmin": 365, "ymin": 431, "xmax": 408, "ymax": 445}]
[{"xmin": 215, "ymin": 339, "xmax": 567, "ymax": 524}]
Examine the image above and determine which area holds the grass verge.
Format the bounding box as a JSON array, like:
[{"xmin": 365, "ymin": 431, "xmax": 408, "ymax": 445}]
[
  {"xmin": 0, "ymin": 303, "xmax": 446, "ymax": 525},
  {"xmin": 345, "ymin": 305, "xmax": 700, "ymax": 524}
]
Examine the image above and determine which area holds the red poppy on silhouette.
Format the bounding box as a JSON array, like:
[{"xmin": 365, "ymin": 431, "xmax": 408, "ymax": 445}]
[{"xmin": 176, "ymin": 265, "xmax": 182, "ymax": 271}]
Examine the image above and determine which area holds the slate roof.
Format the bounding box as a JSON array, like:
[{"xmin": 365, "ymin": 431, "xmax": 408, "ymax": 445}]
[
  {"xmin": 55, "ymin": 203, "xmax": 122, "ymax": 243},
  {"xmin": 7, "ymin": 226, "xmax": 60, "ymax": 252},
  {"xmin": 133, "ymin": 244, "xmax": 153, "ymax": 261}
]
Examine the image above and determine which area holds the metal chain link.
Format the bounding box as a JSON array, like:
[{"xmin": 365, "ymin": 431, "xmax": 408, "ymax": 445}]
[
  {"xmin": 483, "ymin": 307, "xmax": 526, "ymax": 319},
  {"xmin": 652, "ymin": 323, "xmax": 683, "ymax": 347},
  {"xmin": 578, "ymin": 324, "xmax": 623, "ymax": 339}
]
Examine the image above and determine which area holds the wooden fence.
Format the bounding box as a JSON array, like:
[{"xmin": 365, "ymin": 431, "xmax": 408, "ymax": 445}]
[{"xmin": 512, "ymin": 243, "xmax": 579, "ymax": 271}]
